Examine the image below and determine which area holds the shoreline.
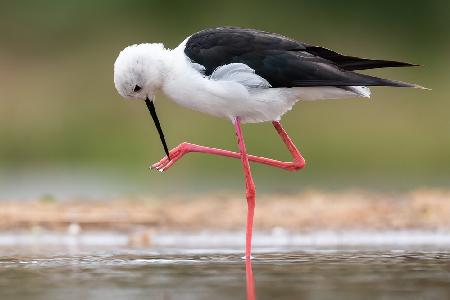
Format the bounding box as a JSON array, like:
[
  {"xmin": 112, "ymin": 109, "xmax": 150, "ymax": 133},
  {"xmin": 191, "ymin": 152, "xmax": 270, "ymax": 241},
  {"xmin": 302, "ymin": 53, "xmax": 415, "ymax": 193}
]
[{"xmin": 1, "ymin": 189, "xmax": 449, "ymax": 232}]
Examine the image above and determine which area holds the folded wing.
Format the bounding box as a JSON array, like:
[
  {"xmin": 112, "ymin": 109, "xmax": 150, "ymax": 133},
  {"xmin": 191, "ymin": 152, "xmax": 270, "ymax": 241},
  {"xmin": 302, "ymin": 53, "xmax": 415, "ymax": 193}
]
[{"xmin": 185, "ymin": 27, "xmax": 421, "ymax": 89}]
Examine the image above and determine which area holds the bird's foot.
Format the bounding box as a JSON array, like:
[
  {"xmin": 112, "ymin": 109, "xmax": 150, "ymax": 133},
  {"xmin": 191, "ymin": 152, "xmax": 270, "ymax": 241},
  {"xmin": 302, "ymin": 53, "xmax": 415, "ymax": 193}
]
[{"xmin": 150, "ymin": 143, "xmax": 188, "ymax": 172}]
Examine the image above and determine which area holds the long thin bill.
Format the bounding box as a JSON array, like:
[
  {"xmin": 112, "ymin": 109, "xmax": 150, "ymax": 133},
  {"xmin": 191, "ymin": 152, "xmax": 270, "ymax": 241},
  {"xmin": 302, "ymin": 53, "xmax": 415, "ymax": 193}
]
[{"xmin": 145, "ymin": 97, "xmax": 170, "ymax": 160}]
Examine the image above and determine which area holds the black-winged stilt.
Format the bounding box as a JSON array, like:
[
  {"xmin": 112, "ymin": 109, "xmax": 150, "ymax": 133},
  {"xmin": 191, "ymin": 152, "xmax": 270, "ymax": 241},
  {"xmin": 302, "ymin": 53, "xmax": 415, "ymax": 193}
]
[{"xmin": 113, "ymin": 27, "xmax": 424, "ymax": 259}]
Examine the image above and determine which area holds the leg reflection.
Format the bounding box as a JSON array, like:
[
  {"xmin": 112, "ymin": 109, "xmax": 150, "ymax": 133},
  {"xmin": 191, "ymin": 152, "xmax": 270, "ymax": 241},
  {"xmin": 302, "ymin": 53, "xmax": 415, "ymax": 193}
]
[{"xmin": 245, "ymin": 258, "xmax": 256, "ymax": 300}]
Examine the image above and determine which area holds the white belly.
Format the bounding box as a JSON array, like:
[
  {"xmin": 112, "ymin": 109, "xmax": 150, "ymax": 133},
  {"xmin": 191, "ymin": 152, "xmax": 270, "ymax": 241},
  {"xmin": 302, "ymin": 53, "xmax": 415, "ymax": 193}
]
[
  {"xmin": 164, "ymin": 78, "xmax": 368, "ymax": 123},
  {"xmin": 163, "ymin": 77, "xmax": 296, "ymax": 123}
]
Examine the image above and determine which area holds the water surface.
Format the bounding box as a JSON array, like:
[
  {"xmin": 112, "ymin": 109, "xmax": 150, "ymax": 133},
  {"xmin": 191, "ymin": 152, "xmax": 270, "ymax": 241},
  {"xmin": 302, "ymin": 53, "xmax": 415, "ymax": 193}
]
[{"xmin": 0, "ymin": 248, "xmax": 449, "ymax": 300}]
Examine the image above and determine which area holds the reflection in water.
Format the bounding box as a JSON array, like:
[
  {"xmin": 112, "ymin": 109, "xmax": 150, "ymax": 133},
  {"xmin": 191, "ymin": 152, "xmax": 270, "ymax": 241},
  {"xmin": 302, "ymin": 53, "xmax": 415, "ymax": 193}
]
[{"xmin": 246, "ymin": 258, "xmax": 256, "ymax": 300}]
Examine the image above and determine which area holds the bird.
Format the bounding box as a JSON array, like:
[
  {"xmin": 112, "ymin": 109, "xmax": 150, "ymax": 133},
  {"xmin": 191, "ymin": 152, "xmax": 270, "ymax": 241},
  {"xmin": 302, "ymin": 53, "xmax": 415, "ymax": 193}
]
[{"xmin": 113, "ymin": 26, "xmax": 425, "ymax": 259}]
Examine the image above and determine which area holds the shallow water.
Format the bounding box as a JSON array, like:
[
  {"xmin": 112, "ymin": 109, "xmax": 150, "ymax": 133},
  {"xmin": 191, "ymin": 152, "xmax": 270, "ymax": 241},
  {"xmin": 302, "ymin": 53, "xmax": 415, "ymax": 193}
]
[{"xmin": 1, "ymin": 247, "xmax": 449, "ymax": 300}]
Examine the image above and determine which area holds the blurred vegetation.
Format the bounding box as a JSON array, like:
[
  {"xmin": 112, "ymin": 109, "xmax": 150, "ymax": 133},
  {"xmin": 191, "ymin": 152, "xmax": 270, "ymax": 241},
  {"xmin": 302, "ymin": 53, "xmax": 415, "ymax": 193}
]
[{"xmin": 0, "ymin": 0, "xmax": 449, "ymax": 194}]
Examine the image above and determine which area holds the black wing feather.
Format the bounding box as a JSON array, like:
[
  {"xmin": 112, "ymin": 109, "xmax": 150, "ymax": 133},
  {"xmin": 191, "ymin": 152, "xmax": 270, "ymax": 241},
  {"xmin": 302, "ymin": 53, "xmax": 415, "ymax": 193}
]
[
  {"xmin": 304, "ymin": 45, "xmax": 418, "ymax": 71},
  {"xmin": 185, "ymin": 27, "xmax": 419, "ymax": 88}
]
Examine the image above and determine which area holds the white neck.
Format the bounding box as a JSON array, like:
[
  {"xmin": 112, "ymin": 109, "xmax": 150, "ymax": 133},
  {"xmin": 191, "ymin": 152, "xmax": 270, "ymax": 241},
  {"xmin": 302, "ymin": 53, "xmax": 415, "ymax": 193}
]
[{"xmin": 161, "ymin": 38, "xmax": 209, "ymax": 102}]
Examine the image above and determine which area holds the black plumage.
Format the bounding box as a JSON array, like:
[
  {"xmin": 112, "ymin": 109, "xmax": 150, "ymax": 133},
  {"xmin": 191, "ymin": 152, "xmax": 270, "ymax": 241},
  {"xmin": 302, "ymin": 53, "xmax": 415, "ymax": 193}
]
[{"xmin": 184, "ymin": 27, "xmax": 418, "ymax": 88}]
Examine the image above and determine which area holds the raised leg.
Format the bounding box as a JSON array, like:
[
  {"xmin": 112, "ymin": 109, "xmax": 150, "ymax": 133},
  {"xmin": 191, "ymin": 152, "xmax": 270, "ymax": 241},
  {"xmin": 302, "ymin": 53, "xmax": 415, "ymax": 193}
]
[
  {"xmin": 152, "ymin": 121, "xmax": 305, "ymax": 172},
  {"xmin": 234, "ymin": 117, "xmax": 255, "ymax": 259},
  {"xmin": 272, "ymin": 120, "xmax": 305, "ymax": 170}
]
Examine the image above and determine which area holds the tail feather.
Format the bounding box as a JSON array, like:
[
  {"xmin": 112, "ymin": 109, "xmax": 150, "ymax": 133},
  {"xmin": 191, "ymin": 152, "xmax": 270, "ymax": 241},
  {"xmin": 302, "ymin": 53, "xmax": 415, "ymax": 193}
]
[
  {"xmin": 342, "ymin": 86, "xmax": 371, "ymax": 98},
  {"xmin": 305, "ymin": 45, "xmax": 419, "ymax": 71},
  {"xmin": 339, "ymin": 59, "xmax": 419, "ymax": 71}
]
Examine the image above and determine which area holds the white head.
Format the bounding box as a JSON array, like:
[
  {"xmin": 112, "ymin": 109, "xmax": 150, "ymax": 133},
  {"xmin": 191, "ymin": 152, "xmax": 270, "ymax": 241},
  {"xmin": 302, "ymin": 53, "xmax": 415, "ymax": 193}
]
[
  {"xmin": 114, "ymin": 43, "xmax": 172, "ymax": 159},
  {"xmin": 114, "ymin": 43, "xmax": 169, "ymax": 100}
]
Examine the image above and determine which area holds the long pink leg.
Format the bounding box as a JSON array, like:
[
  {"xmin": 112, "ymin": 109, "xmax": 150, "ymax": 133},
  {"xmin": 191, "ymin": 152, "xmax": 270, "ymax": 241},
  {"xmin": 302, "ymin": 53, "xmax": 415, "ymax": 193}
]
[
  {"xmin": 152, "ymin": 121, "xmax": 305, "ymax": 172},
  {"xmin": 272, "ymin": 121, "xmax": 305, "ymax": 170},
  {"xmin": 234, "ymin": 117, "xmax": 256, "ymax": 259},
  {"xmin": 245, "ymin": 257, "xmax": 256, "ymax": 300}
]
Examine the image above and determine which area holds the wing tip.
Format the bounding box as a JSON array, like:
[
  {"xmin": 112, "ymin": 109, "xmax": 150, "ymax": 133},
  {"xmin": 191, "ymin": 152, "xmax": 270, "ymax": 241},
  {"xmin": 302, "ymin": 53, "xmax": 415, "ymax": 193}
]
[
  {"xmin": 391, "ymin": 81, "xmax": 430, "ymax": 90},
  {"xmin": 397, "ymin": 62, "xmax": 421, "ymax": 68},
  {"xmin": 365, "ymin": 75, "xmax": 429, "ymax": 90}
]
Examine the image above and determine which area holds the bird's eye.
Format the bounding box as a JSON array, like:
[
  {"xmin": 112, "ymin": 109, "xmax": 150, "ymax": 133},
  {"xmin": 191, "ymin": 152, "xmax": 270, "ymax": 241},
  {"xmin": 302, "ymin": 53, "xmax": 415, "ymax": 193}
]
[{"xmin": 134, "ymin": 85, "xmax": 142, "ymax": 92}]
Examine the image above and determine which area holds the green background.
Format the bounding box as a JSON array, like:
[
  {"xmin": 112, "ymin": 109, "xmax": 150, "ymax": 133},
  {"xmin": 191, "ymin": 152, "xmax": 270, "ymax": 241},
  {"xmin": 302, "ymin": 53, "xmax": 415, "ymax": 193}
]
[{"xmin": 0, "ymin": 1, "xmax": 449, "ymax": 196}]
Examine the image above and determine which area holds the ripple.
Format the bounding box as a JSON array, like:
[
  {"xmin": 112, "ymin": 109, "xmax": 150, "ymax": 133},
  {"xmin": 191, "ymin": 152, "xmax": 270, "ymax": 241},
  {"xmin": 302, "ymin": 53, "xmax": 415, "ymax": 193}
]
[{"xmin": 1, "ymin": 249, "xmax": 449, "ymax": 300}]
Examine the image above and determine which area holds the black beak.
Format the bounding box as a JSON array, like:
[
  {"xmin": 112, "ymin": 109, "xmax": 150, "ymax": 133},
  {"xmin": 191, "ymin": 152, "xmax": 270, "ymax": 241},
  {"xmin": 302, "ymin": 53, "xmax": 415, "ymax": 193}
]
[{"xmin": 145, "ymin": 97, "xmax": 170, "ymax": 160}]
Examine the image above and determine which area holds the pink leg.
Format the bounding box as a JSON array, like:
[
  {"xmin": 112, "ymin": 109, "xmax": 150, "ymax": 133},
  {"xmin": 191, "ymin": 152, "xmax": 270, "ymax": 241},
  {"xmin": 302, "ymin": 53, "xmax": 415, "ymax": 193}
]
[
  {"xmin": 152, "ymin": 121, "xmax": 305, "ymax": 172},
  {"xmin": 150, "ymin": 120, "xmax": 305, "ymax": 259},
  {"xmin": 245, "ymin": 257, "xmax": 256, "ymax": 300},
  {"xmin": 272, "ymin": 121, "xmax": 306, "ymax": 170},
  {"xmin": 234, "ymin": 117, "xmax": 256, "ymax": 259}
]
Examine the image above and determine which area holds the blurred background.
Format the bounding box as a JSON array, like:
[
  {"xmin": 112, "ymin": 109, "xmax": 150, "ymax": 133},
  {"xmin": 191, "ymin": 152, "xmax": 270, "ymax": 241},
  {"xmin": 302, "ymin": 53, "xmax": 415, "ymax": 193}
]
[
  {"xmin": 1, "ymin": 3, "xmax": 449, "ymax": 299},
  {"xmin": 0, "ymin": 0, "xmax": 449, "ymax": 199}
]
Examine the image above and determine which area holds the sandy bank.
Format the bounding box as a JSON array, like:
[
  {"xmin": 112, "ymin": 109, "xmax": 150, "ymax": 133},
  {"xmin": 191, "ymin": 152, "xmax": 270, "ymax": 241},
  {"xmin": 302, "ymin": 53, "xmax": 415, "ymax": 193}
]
[{"xmin": 1, "ymin": 189, "xmax": 449, "ymax": 232}]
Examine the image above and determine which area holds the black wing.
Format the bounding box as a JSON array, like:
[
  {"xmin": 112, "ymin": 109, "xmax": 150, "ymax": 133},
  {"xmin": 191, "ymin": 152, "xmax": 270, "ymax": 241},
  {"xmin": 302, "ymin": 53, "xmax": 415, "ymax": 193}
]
[
  {"xmin": 304, "ymin": 46, "xmax": 418, "ymax": 71},
  {"xmin": 184, "ymin": 27, "xmax": 418, "ymax": 88}
]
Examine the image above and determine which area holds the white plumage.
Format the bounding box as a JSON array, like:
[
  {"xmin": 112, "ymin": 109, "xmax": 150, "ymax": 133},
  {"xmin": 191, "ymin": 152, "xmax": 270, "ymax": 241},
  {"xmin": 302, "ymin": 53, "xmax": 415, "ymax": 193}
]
[
  {"xmin": 114, "ymin": 38, "xmax": 370, "ymax": 124},
  {"xmin": 113, "ymin": 27, "xmax": 423, "ymax": 260}
]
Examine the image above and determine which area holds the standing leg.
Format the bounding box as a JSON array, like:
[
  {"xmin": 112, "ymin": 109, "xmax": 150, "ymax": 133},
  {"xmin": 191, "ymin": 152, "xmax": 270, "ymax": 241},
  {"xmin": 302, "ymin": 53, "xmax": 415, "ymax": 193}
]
[
  {"xmin": 245, "ymin": 257, "xmax": 256, "ymax": 300},
  {"xmin": 234, "ymin": 117, "xmax": 256, "ymax": 259}
]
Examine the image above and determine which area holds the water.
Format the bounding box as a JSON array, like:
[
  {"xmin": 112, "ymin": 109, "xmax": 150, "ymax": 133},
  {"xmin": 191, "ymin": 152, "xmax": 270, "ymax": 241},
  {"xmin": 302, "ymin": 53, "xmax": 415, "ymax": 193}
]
[{"xmin": 0, "ymin": 247, "xmax": 449, "ymax": 300}]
